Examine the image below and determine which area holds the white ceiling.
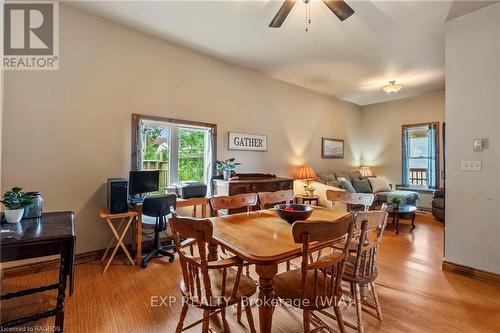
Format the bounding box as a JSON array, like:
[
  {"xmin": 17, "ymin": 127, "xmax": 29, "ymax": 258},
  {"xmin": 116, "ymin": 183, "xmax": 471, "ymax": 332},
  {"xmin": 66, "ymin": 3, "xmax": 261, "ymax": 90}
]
[{"xmin": 67, "ymin": 1, "xmax": 493, "ymax": 106}]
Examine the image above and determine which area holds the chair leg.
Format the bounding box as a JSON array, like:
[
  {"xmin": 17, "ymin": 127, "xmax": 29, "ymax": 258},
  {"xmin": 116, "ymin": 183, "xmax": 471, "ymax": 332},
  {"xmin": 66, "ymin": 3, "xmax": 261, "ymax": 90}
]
[
  {"xmin": 333, "ymin": 304, "xmax": 346, "ymax": 333},
  {"xmin": 175, "ymin": 303, "xmax": 189, "ymax": 333},
  {"xmin": 244, "ymin": 303, "xmax": 256, "ymax": 333},
  {"xmin": 245, "ymin": 265, "xmax": 250, "ymax": 277},
  {"xmin": 303, "ymin": 309, "xmax": 311, "ymax": 333},
  {"xmin": 221, "ymin": 306, "xmax": 226, "ymax": 322},
  {"xmin": 237, "ymin": 300, "xmax": 242, "ymax": 323},
  {"xmin": 370, "ymin": 282, "xmax": 383, "ymax": 321},
  {"xmin": 354, "ymin": 283, "xmax": 364, "ymax": 333},
  {"xmin": 201, "ymin": 309, "xmax": 210, "ymax": 333}
]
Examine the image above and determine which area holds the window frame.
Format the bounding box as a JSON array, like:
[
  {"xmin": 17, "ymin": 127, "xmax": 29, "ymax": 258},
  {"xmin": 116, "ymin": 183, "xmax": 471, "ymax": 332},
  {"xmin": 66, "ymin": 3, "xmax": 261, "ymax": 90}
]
[
  {"xmin": 131, "ymin": 114, "xmax": 217, "ymax": 186},
  {"xmin": 401, "ymin": 122, "xmax": 440, "ymax": 189}
]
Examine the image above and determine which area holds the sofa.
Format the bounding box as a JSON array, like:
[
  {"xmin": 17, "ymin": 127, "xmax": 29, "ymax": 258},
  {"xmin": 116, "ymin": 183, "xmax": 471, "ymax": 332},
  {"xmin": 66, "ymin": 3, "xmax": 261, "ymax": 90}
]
[
  {"xmin": 432, "ymin": 189, "xmax": 445, "ymax": 222},
  {"xmin": 295, "ymin": 171, "xmax": 419, "ymax": 212}
]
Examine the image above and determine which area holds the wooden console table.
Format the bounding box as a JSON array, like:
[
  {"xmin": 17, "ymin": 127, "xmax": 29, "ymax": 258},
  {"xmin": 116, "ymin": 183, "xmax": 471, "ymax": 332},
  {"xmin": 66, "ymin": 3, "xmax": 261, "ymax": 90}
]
[
  {"xmin": 213, "ymin": 173, "xmax": 293, "ymax": 214},
  {"xmin": 0, "ymin": 212, "xmax": 75, "ymax": 332}
]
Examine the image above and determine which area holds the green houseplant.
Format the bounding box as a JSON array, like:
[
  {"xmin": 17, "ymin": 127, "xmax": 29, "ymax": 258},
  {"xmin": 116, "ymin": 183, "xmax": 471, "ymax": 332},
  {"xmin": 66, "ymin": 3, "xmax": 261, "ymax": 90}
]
[
  {"xmin": 1, "ymin": 187, "xmax": 33, "ymax": 223},
  {"xmin": 389, "ymin": 196, "xmax": 405, "ymax": 209},
  {"xmin": 216, "ymin": 158, "xmax": 241, "ymax": 180}
]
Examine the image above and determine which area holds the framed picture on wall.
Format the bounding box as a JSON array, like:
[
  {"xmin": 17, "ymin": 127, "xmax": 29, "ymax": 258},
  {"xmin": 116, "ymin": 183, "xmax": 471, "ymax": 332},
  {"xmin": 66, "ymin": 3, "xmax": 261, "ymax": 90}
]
[{"xmin": 322, "ymin": 138, "xmax": 344, "ymax": 159}]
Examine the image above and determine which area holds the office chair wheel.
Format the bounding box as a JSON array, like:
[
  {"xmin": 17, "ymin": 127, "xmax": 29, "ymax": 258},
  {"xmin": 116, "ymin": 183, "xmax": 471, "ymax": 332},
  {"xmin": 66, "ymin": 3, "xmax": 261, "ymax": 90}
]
[
  {"xmin": 141, "ymin": 261, "xmax": 148, "ymax": 268},
  {"xmin": 168, "ymin": 256, "xmax": 175, "ymax": 263}
]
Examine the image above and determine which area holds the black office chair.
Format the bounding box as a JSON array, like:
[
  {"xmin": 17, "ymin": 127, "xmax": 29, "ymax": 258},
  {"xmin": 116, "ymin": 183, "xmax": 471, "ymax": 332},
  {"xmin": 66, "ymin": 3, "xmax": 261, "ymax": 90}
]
[{"xmin": 141, "ymin": 194, "xmax": 177, "ymax": 268}]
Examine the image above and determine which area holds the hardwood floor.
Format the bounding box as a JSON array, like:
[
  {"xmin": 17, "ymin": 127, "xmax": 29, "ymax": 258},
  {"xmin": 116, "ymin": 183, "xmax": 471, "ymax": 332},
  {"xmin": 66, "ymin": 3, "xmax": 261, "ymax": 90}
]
[{"xmin": 2, "ymin": 212, "xmax": 500, "ymax": 332}]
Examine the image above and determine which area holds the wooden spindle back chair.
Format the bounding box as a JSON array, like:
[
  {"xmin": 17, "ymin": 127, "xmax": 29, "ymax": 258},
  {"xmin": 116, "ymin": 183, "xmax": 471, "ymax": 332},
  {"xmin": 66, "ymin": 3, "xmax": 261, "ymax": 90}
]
[
  {"xmin": 209, "ymin": 193, "xmax": 258, "ymax": 217},
  {"xmin": 274, "ymin": 217, "xmax": 355, "ymax": 333},
  {"xmin": 169, "ymin": 212, "xmax": 257, "ymax": 333},
  {"xmin": 343, "ymin": 207, "xmax": 388, "ymax": 333},
  {"xmin": 257, "ymin": 189, "xmax": 295, "ymax": 270},
  {"xmin": 257, "ymin": 190, "xmax": 294, "ymax": 209},
  {"xmin": 326, "ymin": 190, "xmax": 375, "ymax": 212}
]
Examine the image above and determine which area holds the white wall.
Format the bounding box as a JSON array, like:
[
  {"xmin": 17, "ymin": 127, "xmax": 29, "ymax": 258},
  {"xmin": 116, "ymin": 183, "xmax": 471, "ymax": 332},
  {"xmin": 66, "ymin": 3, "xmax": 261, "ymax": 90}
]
[
  {"xmin": 2, "ymin": 6, "xmax": 362, "ymax": 253},
  {"xmin": 445, "ymin": 3, "xmax": 500, "ymax": 273},
  {"xmin": 360, "ymin": 91, "xmax": 445, "ymax": 186},
  {"xmin": 359, "ymin": 91, "xmax": 445, "ymax": 209}
]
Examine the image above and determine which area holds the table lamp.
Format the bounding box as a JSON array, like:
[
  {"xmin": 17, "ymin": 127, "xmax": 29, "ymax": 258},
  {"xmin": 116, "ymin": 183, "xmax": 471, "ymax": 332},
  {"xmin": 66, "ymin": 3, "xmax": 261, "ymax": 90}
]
[
  {"xmin": 295, "ymin": 164, "xmax": 318, "ymax": 196},
  {"xmin": 359, "ymin": 166, "xmax": 374, "ymax": 177}
]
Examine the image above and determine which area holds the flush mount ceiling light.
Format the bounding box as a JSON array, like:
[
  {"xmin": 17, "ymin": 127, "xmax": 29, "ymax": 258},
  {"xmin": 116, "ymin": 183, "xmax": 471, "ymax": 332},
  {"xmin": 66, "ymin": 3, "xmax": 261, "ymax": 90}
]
[{"xmin": 382, "ymin": 80, "xmax": 403, "ymax": 94}]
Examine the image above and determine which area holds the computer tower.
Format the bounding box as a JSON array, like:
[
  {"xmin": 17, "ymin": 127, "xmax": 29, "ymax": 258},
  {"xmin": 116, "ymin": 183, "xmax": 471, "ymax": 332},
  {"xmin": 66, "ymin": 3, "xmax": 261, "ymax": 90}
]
[{"xmin": 107, "ymin": 178, "xmax": 128, "ymax": 214}]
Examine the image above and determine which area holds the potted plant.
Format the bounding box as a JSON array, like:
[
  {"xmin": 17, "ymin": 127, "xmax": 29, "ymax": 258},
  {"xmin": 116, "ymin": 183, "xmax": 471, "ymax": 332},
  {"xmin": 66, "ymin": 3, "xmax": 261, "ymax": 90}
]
[
  {"xmin": 389, "ymin": 196, "xmax": 405, "ymax": 209},
  {"xmin": 216, "ymin": 158, "xmax": 241, "ymax": 181},
  {"xmin": 1, "ymin": 187, "xmax": 34, "ymax": 223}
]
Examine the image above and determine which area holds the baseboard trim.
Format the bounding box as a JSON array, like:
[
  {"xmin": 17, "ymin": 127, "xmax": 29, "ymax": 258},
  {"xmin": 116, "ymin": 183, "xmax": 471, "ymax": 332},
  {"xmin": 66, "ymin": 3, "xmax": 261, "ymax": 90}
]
[
  {"xmin": 442, "ymin": 261, "xmax": 500, "ymax": 283},
  {"xmin": 2, "ymin": 249, "xmax": 108, "ymax": 278},
  {"xmin": 2, "ymin": 240, "xmax": 159, "ymax": 278}
]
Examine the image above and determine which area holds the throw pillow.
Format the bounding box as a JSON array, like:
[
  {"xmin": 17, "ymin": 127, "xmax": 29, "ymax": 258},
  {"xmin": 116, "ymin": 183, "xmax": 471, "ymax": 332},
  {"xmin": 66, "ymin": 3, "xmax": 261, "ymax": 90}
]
[
  {"xmin": 326, "ymin": 180, "xmax": 341, "ymax": 188},
  {"xmin": 318, "ymin": 173, "xmax": 337, "ymax": 184},
  {"xmin": 335, "ymin": 172, "xmax": 350, "ymax": 181},
  {"xmin": 337, "ymin": 177, "xmax": 356, "ymax": 193},
  {"xmin": 368, "ymin": 176, "xmax": 391, "ymax": 193},
  {"xmin": 352, "ymin": 178, "xmax": 372, "ymax": 193},
  {"xmin": 349, "ymin": 171, "xmax": 363, "ymax": 181}
]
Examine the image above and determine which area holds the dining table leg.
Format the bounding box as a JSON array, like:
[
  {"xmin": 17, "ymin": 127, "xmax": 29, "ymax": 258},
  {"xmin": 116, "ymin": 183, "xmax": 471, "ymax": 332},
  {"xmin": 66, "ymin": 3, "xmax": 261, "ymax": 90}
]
[{"xmin": 256, "ymin": 263, "xmax": 278, "ymax": 333}]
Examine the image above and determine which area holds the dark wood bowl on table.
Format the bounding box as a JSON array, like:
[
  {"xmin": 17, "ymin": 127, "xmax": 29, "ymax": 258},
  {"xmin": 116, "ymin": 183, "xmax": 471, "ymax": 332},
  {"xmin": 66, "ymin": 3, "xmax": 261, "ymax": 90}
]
[{"xmin": 274, "ymin": 204, "xmax": 314, "ymax": 224}]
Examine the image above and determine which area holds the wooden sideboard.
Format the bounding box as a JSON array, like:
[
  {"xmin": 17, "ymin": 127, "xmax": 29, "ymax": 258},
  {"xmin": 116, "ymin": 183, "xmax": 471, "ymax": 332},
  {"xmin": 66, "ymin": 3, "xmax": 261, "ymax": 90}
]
[{"xmin": 212, "ymin": 173, "xmax": 293, "ymax": 213}]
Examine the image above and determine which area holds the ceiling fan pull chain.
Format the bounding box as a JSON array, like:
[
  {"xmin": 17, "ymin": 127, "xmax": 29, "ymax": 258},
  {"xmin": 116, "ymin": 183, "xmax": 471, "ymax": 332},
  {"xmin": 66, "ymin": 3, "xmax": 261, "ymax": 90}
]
[
  {"xmin": 308, "ymin": 2, "xmax": 311, "ymax": 24},
  {"xmin": 305, "ymin": 1, "xmax": 311, "ymax": 31}
]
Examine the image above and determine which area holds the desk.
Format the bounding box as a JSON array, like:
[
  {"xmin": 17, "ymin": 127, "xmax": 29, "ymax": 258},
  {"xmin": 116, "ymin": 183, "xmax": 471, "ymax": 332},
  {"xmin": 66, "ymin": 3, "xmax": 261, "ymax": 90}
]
[
  {"xmin": 210, "ymin": 207, "xmax": 351, "ymax": 333},
  {"xmin": 175, "ymin": 197, "xmax": 210, "ymax": 218},
  {"xmin": 0, "ymin": 212, "xmax": 75, "ymax": 331}
]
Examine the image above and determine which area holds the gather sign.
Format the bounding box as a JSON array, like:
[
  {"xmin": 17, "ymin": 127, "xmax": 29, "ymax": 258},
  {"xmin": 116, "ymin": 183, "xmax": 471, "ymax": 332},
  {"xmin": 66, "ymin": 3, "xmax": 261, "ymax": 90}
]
[{"xmin": 228, "ymin": 132, "xmax": 267, "ymax": 152}]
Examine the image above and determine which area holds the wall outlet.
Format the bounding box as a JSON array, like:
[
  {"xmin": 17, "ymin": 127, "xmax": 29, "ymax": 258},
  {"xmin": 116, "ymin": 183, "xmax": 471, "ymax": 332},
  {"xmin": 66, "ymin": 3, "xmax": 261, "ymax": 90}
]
[
  {"xmin": 461, "ymin": 160, "xmax": 482, "ymax": 171},
  {"xmin": 471, "ymin": 160, "xmax": 482, "ymax": 171}
]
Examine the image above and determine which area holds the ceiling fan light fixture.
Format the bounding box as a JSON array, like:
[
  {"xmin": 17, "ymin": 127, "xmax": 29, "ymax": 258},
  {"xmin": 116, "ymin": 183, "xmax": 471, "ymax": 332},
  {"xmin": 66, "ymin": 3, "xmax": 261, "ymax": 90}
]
[{"xmin": 382, "ymin": 80, "xmax": 403, "ymax": 94}]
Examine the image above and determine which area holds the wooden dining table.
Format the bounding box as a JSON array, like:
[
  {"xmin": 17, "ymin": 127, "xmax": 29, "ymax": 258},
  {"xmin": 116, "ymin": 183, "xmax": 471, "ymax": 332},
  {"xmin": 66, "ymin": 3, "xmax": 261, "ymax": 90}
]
[{"xmin": 209, "ymin": 207, "xmax": 352, "ymax": 333}]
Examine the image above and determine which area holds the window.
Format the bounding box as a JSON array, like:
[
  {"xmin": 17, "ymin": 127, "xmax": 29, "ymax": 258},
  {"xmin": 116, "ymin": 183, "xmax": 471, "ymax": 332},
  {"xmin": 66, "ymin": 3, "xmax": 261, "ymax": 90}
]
[
  {"xmin": 132, "ymin": 115, "xmax": 216, "ymax": 192},
  {"xmin": 402, "ymin": 122, "xmax": 439, "ymax": 188}
]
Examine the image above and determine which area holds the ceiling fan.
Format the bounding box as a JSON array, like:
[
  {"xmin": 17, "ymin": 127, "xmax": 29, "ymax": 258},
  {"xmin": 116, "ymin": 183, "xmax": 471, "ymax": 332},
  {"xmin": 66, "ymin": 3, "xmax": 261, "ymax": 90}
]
[{"xmin": 269, "ymin": 0, "xmax": 354, "ymax": 28}]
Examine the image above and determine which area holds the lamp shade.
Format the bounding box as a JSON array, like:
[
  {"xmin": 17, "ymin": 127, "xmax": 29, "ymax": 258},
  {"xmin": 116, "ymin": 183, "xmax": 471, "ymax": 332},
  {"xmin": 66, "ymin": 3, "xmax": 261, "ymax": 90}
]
[
  {"xmin": 359, "ymin": 166, "xmax": 373, "ymax": 177},
  {"xmin": 295, "ymin": 164, "xmax": 317, "ymax": 180}
]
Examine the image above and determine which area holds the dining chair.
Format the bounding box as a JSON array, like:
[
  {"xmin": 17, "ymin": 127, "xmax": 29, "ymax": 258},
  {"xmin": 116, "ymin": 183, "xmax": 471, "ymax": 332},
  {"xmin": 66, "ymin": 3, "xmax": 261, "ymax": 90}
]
[
  {"xmin": 257, "ymin": 189, "xmax": 294, "ymax": 209},
  {"xmin": 342, "ymin": 207, "xmax": 388, "ymax": 333},
  {"xmin": 209, "ymin": 193, "xmax": 259, "ymax": 321},
  {"xmin": 325, "ymin": 190, "xmax": 375, "ymax": 256},
  {"xmin": 209, "ymin": 193, "xmax": 258, "ymax": 272},
  {"xmin": 273, "ymin": 218, "xmax": 355, "ymax": 333},
  {"xmin": 209, "ymin": 193, "xmax": 258, "ymax": 217},
  {"xmin": 169, "ymin": 211, "xmax": 257, "ymax": 333},
  {"xmin": 257, "ymin": 190, "xmax": 295, "ymax": 271},
  {"xmin": 326, "ymin": 190, "xmax": 375, "ymax": 212}
]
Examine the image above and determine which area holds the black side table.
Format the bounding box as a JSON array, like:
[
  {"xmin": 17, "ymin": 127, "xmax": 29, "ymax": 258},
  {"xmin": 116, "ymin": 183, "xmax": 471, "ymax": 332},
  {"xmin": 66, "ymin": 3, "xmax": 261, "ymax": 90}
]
[
  {"xmin": 1, "ymin": 212, "xmax": 75, "ymax": 331},
  {"xmin": 386, "ymin": 204, "xmax": 417, "ymax": 234}
]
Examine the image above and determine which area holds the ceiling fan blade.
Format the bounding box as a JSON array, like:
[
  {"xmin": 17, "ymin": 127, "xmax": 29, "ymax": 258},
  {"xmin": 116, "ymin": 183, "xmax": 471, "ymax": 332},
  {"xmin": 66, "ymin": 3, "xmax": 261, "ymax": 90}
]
[
  {"xmin": 322, "ymin": 0, "xmax": 354, "ymax": 21},
  {"xmin": 269, "ymin": 0, "xmax": 296, "ymax": 28}
]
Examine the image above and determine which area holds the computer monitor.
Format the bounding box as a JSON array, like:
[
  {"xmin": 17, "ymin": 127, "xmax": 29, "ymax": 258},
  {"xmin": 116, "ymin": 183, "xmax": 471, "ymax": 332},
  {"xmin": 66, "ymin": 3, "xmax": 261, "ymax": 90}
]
[{"xmin": 129, "ymin": 170, "xmax": 160, "ymax": 196}]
